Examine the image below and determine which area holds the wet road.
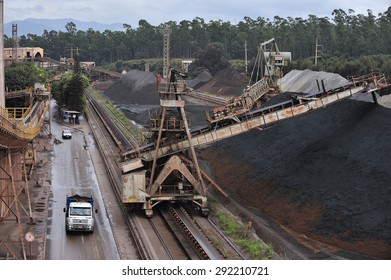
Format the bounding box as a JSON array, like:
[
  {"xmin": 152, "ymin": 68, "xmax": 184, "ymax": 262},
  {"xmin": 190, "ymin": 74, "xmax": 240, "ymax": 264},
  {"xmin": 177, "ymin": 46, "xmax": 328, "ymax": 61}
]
[{"xmin": 45, "ymin": 113, "xmax": 119, "ymax": 260}]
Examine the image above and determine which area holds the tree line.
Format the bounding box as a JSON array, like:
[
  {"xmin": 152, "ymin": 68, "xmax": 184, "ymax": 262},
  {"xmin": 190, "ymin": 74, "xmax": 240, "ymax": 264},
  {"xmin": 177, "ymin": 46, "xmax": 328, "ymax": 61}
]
[{"xmin": 4, "ymin": 7, "xmax": 391, "ymax": 78}]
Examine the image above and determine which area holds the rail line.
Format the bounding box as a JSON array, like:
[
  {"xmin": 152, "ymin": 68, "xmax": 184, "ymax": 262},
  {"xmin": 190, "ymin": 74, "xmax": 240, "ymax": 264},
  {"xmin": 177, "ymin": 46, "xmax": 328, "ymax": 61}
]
[
  {"xmin": 85, "ymin": 97, "xmax": 149, "ymax": 259},
  {"xmin": 147, "ymin": 215, "xmax": 175, "ymax": 259},
  {"xmin": 86, "ymin": 88, "xmax": 243, "ymax": 259},
  {"xmin": 85, "ymin": 89, "xmax": 138, "ymax": 152}
]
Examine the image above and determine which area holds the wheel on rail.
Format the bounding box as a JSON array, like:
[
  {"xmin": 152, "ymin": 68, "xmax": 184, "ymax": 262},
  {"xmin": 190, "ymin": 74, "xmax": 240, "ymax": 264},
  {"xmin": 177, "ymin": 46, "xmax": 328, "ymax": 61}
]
[
  {"xmin": 200, "ymin": 207, "xmax": 209, "ymax": 217},
  {"xmin": 145, "ymin": 209, "xmax": 153, "ymax": 218}
]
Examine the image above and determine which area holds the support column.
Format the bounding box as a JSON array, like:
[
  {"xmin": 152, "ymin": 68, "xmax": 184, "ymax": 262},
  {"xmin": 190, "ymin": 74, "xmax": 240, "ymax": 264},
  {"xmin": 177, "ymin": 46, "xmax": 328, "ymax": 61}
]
[
  {"xmin": 0, "ymin": 1, "xmax": 5, "ymax": 108},
  {"xmin": 0, "ymin": 149, "xmax": 28, "ymax": 259}
]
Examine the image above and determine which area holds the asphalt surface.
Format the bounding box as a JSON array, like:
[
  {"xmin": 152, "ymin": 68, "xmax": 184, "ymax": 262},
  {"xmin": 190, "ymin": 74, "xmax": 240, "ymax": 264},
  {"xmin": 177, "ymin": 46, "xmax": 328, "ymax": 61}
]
[
  {"xmin": 45, "ymin": 111, "xmax": 119, "ymax": 260},
  {"xmin": 0, "ymin": 101, "xmax": 137, "ymax": 260}
]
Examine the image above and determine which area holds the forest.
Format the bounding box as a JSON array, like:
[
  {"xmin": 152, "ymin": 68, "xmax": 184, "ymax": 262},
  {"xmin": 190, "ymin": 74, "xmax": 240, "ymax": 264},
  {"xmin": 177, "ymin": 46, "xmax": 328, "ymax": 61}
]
[{"xmin": 4, "ymin": 7, "xmax": 391, "ymax": 78}]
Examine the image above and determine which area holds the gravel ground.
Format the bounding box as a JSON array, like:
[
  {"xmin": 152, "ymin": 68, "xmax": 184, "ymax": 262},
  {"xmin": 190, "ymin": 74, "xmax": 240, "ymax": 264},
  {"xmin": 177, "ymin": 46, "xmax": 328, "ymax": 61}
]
[{"xmin": 103, "ymin": 69, "xmax": 391, "ymax": 259}]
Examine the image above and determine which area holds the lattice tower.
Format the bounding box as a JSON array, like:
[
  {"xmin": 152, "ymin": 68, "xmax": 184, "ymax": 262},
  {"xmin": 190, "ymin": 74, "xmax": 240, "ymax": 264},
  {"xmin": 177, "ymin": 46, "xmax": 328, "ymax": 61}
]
[{"xmin": 160, "ymin": 25, "xmax": 172, "ymax": 79}]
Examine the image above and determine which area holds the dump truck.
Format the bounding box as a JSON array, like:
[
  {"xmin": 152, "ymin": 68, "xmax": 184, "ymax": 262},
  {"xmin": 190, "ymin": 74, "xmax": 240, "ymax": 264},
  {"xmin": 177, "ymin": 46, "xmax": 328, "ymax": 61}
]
[{"xmin": 63, "ymin": 194, "xmax": 97, "ymax": 233}]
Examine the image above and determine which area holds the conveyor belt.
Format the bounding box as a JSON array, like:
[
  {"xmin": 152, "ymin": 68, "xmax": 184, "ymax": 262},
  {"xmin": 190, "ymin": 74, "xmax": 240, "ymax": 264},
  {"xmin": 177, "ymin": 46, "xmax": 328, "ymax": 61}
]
[
  {"xmin": 0, "ymin": 99, "xmax": 49, "ymax": 149},
  {"xmin": 120, "ymin": 73, "xmax": 386, "ymax": 172}
]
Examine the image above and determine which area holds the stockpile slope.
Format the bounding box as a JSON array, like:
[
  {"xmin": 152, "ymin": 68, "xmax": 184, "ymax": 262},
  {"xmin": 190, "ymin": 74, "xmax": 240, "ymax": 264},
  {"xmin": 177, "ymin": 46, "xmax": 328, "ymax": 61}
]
[
  {"xmin": 104, "ymin": 69, "xmax": 248, "ymax": 105},
  {"xmin": 279, "ymin": 69, "xmax": 349, "ymax": 93},
  {"xmin": 104, "ymin": 70, "xmax": 160, "ymax": 105},
  {"xmin": 199, "ymin": 96, "xmax": 391, "ymax": 259},
  {"xmin": 187, "ymin": 70, "xmax": 213, "ymax": 89},
  {"xmin": 196, "ymin": 68, "xmax": 248, "ymax": 97},
  {"xmin": 103, "ymin": 69, "xmax": 215, "ymax": 129}
]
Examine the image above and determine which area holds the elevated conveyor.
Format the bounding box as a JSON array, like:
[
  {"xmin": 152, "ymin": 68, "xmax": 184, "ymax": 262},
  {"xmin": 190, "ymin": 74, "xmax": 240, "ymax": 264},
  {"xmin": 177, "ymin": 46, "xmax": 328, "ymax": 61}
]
[
  {"xmin": 205, "ymin": 76, "xmax": 276, "ymax": 123},
  {"xmin": 0, "ymin": 96, "xmax": 50, "ymax": 149},
  {"xmin": 120, "ymin": 72, "xmax": 386, "ymax": 172}
]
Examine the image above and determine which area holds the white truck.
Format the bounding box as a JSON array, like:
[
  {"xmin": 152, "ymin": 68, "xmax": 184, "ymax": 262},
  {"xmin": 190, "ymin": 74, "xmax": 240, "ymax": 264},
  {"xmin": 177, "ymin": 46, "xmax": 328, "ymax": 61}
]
[{"xmin": 63, "ymin": 194, "xmax": 97, "ymax": 233}]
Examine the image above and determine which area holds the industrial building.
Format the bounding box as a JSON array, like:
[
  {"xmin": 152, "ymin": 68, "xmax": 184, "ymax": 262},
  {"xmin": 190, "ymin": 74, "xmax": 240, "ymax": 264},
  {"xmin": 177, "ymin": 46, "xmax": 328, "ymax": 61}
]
[{"xmin": 3, "ymin": 47, "xmax": 44, "ymax": 64}]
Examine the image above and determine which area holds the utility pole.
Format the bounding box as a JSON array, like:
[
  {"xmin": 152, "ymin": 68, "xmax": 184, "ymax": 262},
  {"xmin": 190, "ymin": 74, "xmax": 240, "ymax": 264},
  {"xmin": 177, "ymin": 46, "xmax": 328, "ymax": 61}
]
[
  {"xmin": 65, "ymin": 47, "xmax": 81, "ymax": 66},
  {"xmin": 245, "ymin": 40, "xmax": 248, "ymax": 77},
  {"xmin": 160, "ymin": 24, "xmax": 172, "ymax": 79},
  {"xmin": 68, "ymin": 46, "xmax": 81, "ymax": 59},
  {"xmin": 12, "ymin": 23, "xmax": 19, "ymax": 63}
]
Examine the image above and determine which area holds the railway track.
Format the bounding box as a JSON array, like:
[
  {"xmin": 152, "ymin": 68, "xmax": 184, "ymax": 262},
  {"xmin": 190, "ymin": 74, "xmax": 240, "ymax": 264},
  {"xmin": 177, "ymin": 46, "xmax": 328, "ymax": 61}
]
[
  {"xmin": 85, "ymin": 88, "xmax": 244, "ymax": 260},
  {"xmin": 85, "ymin": 96, "xmax": 147, "ymax": 259},
  {"xmin": 85, "ymin": 89, "xmax": 139, "ymax": 152}
]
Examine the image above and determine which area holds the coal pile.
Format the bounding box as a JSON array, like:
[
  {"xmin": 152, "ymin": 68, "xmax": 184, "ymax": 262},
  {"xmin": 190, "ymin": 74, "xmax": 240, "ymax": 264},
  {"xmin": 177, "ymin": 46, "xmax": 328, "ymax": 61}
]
[
  {"xmin": 199, "ymin": 92, "xmax": 391, "ymax": 259},
  {"xmin": 187, "ymin": 70, "xmax": 213, "ymax": 89},
  {"xmin": 103, "ymin": 69, "xmax": 215, "ymax": 129},
  {"xmin": 104, "ymin": 69, "xmax": 160, "ymax": 105},
  {"xmin": 196, "ymin": 68, "xmax": 248, "ymax": 97}
]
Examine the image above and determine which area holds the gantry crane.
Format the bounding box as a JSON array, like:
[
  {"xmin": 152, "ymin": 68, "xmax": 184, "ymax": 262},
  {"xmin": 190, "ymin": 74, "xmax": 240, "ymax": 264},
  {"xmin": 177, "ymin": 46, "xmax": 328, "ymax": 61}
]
[
  {"xmin": 120, "ymin": 26, "xmax": 208, "ymax": 217},
  {"xmin": 205, "ymin": 38, "xmax": 292, "ymax": 123}
]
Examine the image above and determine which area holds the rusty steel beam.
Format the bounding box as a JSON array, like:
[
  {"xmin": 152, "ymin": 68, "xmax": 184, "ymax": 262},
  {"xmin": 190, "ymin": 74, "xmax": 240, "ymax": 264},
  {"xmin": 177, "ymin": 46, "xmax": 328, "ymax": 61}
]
[{"xmin": 122, "ymin": 84, "xmax": 364, "ymax": 166}]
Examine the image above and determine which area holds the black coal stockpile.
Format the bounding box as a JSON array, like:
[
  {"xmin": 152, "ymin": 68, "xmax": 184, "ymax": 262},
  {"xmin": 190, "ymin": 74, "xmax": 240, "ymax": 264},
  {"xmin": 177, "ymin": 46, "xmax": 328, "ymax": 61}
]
[
  {"xmin": 104, "ymin": 69, "xmax": 161, "ymax": 105},
  {"xmin": 103, "ymin": 69, "xmax": 214, "ymax": 129},
  {"xmin": 200, "ymin": 95, "xmax": 391, "ymax": 259}
]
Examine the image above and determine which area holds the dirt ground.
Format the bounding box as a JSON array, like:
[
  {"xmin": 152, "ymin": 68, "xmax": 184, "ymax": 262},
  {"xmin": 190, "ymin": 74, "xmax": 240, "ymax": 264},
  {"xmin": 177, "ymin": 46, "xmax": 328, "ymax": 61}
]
[{"xmin": 102, "ymin": 68, "xmax": 391, "ymax": 260}]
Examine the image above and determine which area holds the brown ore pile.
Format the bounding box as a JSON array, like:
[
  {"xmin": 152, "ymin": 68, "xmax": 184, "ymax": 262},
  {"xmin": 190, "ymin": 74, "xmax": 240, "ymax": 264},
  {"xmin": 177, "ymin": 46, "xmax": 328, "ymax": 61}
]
[{"xmin": 103, "ymin": 68, "xmax": 391, "ymax": 259}]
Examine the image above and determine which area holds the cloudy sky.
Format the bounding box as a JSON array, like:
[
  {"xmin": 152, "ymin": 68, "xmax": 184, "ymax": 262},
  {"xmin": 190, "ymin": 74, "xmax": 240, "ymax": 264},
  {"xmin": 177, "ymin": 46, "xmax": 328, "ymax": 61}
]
[{"xmin": 4, "ymin": 0, "xmax": 391, "ymax": 26}]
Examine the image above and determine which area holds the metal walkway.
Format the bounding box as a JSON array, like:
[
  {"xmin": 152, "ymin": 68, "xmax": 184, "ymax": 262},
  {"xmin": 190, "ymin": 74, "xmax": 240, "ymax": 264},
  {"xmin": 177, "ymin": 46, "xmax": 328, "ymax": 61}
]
[{"xmin": 0, "ymin": 96, "xmax": 49, "ymax": 149}]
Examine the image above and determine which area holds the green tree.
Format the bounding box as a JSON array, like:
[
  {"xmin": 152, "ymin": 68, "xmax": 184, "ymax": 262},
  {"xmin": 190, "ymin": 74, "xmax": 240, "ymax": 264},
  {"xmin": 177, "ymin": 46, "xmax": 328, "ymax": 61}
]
[
  {"xmin": 5, "ymin": 63, "xmax": 46, "ymax": 91},
  {"xmin": 57, "ymin": 56, "xmax": 89, "ymax": 113},
  {"xmin": 11, "ymin": 6, "xmax": 391, "ymax": 78},
  {"xmin": 193, "ymin": 42, "xmax": 229, "ymax": 74}
]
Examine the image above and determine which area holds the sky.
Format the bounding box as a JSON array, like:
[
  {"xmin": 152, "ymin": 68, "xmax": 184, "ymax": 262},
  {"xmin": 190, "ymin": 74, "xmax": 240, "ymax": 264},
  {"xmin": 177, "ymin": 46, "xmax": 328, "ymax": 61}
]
[{"xmin": 3, "ymin": 0, "xmax": 391, "ymax": 26}]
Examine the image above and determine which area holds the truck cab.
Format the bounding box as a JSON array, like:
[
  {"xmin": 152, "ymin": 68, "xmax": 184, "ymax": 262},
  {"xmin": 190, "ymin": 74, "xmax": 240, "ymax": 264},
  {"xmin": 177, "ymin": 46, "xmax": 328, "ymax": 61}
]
[{"xmin": 63, "ymin": 195, "xmax": 97, "ymax": 233}]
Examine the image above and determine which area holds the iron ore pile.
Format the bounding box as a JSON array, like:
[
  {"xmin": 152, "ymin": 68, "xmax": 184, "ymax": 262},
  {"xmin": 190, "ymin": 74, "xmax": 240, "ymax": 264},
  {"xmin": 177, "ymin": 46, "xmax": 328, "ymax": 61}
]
[{"xmin": 102, "ymin": 68, "xmax": 391, "ymax": 259}]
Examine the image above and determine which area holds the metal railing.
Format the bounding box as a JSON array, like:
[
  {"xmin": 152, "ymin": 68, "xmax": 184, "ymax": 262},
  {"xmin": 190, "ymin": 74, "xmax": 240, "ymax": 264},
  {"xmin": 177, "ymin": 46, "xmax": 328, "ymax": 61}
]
[
  {"xmin": 0, "ymin": 99, "xmax": 49, "ymax": 147},
  {"xmin": 158, "ymin": 81, "xmax": 188, "ymax": 94}
]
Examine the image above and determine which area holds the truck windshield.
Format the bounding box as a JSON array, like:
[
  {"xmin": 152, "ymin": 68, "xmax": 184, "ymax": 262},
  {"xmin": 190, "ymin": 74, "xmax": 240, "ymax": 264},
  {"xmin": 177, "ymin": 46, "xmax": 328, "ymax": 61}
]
[{"xmin": 70, "ymin": 207, "xmax": 92, "ymax": 216}]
